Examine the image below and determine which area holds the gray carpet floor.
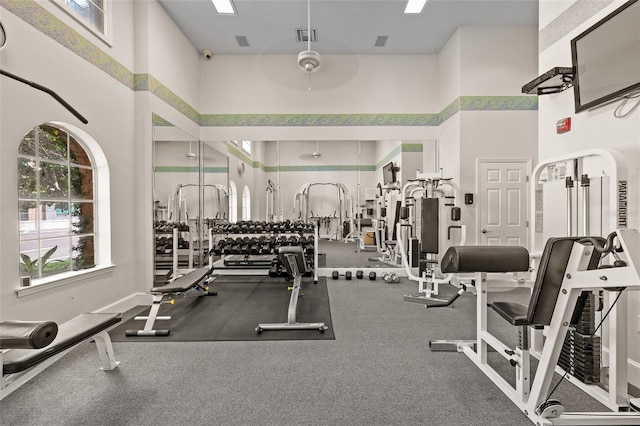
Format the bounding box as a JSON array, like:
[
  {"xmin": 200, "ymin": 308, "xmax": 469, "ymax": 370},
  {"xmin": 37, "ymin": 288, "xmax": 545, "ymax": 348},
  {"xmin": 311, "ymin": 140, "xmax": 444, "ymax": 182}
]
[{"xmin": 0, "ymin": 276, "xmax": 632, "ymax": 425}]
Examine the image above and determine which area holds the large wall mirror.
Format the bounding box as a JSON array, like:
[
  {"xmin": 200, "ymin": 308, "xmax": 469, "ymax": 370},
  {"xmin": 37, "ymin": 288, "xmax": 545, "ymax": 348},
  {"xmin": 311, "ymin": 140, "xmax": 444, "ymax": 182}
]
[
  {"xmin": 152, "ymin": 115, "xmax": 228, "ymax": 283},
  {"xmin": 151, "ymin": 133, "xmax": 446, "ymax": 276}
]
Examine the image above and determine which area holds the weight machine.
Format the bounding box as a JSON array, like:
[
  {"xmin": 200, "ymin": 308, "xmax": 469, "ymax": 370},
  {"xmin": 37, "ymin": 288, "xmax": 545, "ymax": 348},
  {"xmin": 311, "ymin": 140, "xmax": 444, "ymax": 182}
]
[
  {"xmin": 529, "ymin": 148, "xmax": 631, "ymax": 408},
  {"xmin": 168, "ymin": 183, "xmax": 229, "ymax": 223},
  {"xmin": 293, "ymin": 182, "xmax": 353, "ymax": 240},
  {"xmin": 265, "ymin": 180, "xmax": 279, "ymax": 222}
]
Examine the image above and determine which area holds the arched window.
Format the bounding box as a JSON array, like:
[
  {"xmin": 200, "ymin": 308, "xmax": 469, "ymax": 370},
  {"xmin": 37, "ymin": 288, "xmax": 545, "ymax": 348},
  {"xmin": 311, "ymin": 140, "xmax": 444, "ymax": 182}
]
[
  {"xmin": 242, "ymin": 185, "xmax": 251, "ymax": 220},
  {"xmin": 17, "ymin": 122, "xmax": 111, "ymax": 286},
  {"xmin": 228, "ymin": 180, "xmax": 238, "ymax": 223}
]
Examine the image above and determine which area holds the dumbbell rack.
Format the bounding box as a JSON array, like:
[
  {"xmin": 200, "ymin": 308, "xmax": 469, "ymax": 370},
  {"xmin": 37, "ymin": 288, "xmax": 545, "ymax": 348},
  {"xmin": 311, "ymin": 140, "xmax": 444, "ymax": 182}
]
[{"xmin": 209, "ymin": 222, "xmax": 319, "ymax": 283}]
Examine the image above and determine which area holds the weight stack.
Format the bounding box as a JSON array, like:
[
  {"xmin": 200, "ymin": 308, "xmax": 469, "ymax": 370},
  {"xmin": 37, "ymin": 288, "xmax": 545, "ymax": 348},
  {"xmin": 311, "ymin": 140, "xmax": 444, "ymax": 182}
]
[{"xmin": 557, "ymin": 293, "xmax": 601, "ymax": 384}]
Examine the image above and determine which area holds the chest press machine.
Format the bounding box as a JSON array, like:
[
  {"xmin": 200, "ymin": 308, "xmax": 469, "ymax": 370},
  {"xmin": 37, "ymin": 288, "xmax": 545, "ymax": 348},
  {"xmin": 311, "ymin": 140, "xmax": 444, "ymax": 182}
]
[{"xmin": 431, "ymin": 229, "xmax": 640, "ymax": 424}]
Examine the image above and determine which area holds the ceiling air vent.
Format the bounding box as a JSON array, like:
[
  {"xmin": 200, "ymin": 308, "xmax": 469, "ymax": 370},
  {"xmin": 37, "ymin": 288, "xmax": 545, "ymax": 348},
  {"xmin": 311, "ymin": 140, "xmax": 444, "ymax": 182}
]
[
  {"xmin": 296, "ymin": 28, "xmax": 317, "ymax": 43},
  {"xmin": 235, "ymin": 35, "xmax": 250, "ymax": 47},
  {"xmin": 375, "ymin": 36, "xmax": 388, "ymax": 47}
]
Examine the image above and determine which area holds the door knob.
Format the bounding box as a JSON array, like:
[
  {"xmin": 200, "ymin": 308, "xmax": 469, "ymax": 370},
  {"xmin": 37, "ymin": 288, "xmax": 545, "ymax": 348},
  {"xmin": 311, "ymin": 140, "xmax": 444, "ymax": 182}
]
[{"xmin": 481, "ymin": 229, "xmax": 490, "ymax": 234}]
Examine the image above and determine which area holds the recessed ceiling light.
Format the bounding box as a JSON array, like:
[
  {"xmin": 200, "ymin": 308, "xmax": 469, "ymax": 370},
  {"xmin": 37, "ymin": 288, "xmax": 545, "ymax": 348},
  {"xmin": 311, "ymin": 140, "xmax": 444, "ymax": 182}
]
[
  {"xmin": 404, "ymin": 0, "xmax": 428, "ymax": 14},
  {"xmin": 212, "ymin": 0, "xmax": 236, "ymax": 15}
]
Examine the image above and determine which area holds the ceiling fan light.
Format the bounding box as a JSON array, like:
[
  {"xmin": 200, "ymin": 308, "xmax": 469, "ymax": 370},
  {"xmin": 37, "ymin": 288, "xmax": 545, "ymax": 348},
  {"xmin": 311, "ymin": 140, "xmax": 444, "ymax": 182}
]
[{"xmin": 298, "ymin": 50, "xmax": 321, "ymax": 72}]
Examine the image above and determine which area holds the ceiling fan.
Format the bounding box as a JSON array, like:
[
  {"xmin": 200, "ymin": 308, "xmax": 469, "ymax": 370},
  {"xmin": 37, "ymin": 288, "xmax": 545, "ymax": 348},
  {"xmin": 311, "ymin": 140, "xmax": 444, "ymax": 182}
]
[
  {"xmin": 297, "ymin": 0, "xmax": 320, "ymax": 90},
  {"xmin": 256, "ymin": 0, "xmax": 358, "ymax": 92},
  {"xmin": 186, "ymin": 140, "xmax": 197, "ymax": 160},
  {"xmin": 300, "ymin": 140, "xmax": 323, "ymax": 160}
]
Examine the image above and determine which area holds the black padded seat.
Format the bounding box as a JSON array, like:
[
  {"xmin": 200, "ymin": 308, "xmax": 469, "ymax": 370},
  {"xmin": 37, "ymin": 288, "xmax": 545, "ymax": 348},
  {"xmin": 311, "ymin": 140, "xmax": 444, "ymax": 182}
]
[
  {"xmin": 441, "ymin": 245, "xmax": 530, "ymax": 273},
  {"xmin": 491, "ymin": 302, "xmax": 529, "ymax": 326},
  {"xmin": 2, "ymin": 312, "xmax": 122, "ymax": 375},
  {"xmin": 150, "ymin": 268, "xmax": 211, "ymax": 293}
]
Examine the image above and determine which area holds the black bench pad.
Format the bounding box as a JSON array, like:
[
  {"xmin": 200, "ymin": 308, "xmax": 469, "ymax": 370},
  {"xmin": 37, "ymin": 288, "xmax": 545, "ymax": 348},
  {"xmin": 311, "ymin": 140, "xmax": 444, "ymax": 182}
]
[
  {"xmin": 2, "ymin": 312, "xmax": 121, "ymax": 375},
  {"xmin": 490, "ymin": 302, "xmax": 529, "ymax": 326},
  {"xmin": 0, "ymin": 321, "xmax": 58, "ymax": 350},
  {"xmin": 441, "ymin": 245, "xmax": 530, "ymax": 273},
  {"xmin": 150, "ymin": 268, "xmax": 211, "ymax": 294}
]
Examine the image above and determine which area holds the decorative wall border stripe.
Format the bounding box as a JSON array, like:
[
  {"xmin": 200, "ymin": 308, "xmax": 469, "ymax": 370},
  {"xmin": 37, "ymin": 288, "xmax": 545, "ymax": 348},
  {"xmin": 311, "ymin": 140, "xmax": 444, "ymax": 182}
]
[
  {"xmin": 199, "ymin": 114, "xmax": 440, "ymax": 127},
  {"xmin": 154, "ymin": 166, "xmax": 228, "ymax": 173},
  {"xmin": 1, "ymin": 0, "xmax": 134, "ymax": 89},
  {"xmin": 539, "ymin": 0, "xmax": 614, "ymax": 53},
  {"xmin": 460, "ymin": 96, "xmax": 538, "ymax": 111}
]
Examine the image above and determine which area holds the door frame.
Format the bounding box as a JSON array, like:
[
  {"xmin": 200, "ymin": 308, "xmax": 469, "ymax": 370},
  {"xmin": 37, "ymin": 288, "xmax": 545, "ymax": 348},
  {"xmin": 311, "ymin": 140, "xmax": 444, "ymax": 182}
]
[{"xmin": 475, "ymin": 158, "xmax": 532, "ymax": 247}]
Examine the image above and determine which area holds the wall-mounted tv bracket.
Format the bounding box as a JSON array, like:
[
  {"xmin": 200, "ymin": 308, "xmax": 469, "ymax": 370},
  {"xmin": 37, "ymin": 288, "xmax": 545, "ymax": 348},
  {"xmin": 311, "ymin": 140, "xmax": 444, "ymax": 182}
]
[{"xmin": 521, "ymin": 67, "xmax": 575, "ymax": 96}]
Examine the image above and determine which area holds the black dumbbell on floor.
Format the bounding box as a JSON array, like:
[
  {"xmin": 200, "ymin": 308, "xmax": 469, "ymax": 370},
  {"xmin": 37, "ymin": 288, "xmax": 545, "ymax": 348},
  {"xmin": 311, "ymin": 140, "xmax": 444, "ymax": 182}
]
[{"xmin": 331, "ymin": 271, "xmax": 353, "ymax": 280}]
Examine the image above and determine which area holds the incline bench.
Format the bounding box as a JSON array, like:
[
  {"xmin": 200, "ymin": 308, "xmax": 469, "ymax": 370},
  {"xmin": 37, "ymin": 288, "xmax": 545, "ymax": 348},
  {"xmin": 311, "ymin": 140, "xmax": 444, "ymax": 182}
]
[
  {"xmin": 126, "ymin": 267, "xmax": 216, "ymax": 337},
  {"xmin": 256, "ymin": 246, "xmax": 328, "ymax": 333},
  {"xmin": 1, "ymin": 312, "xmax": 122, "ymax": 400}
]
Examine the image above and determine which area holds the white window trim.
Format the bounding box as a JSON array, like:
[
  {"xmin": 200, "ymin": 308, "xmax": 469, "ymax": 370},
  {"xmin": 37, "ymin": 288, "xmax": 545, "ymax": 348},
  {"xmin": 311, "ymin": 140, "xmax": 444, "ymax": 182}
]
[
  {"xmin": 242, "ymin": 185, "xmax": 251, "ymax": 220},
  {"xmin": 228, "ymin": 180, "xmax": 238, "ymax": 223},
  {"xmin": 17, "ymin": 122, "xmax": 112, "ymax": 290},
  {"xmin": 16, "ymin": 264, "xmax": 115, "ymax": 298},
  {"xmin": 49, "ymin": 0, "xmax": 113, "ymax": 47}
]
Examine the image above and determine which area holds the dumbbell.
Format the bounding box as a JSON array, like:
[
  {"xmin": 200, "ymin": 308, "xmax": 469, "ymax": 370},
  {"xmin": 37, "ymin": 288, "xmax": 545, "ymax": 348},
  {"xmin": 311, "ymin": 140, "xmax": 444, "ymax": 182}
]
[
  {"xmin": 368, "ymin": 271, "xmax": 377, "ymax": 280},
  {"xmin": 356, "ymin": 270, "xmax": 364, "ymax": 279},
  {"xmin": 331, "ymin": 271, "xmax": 353, "ymax": 280},
  {"xmin": 383, "ymin": 273, "xmax": 399, "ymax": 283}
]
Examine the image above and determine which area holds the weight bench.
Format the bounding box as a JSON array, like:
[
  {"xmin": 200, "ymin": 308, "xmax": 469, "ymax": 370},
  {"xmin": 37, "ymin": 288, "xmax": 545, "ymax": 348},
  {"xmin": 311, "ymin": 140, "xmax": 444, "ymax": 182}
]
[
  {"xmin": 256, "ymin": 246, "xmax": 328, "ymax": 333},
  {"xmin": 432, "ymin": 230, "xmax": 640, "ymax": 424},
  {"xmin": 126, "ymin": 267, "xmax": 216, "ymax": 337},
  {"xmin": 1, "ymin": 312, "xmax": 121, "ymax": 400}
]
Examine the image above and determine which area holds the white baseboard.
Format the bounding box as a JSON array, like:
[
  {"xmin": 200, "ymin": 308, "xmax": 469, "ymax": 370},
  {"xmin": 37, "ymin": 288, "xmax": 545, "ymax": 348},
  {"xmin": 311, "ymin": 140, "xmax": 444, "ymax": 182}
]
[{"xmin": 95, "ymin": 292, "xmax": 151, "ymax": 314}]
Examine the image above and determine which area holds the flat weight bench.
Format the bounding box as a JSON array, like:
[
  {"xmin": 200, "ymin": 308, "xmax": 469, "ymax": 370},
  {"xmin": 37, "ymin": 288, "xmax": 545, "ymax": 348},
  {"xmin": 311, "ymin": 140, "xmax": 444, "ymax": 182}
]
[
  {"xmin": 1, "ymin": 312, "xmax": 122, "ymax": 400},
  {"xmin": 256, "ymin": 246, "xmax": 328, "ymax": 333},
  {"xmin": 126, "ymin": 267, "xmax": 216, "ymax": 337}
]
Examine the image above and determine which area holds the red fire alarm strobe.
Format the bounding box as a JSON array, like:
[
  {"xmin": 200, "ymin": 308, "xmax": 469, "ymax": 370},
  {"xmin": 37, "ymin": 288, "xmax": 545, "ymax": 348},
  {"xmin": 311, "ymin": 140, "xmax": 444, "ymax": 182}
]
[{"xmin": 557, "ymin": 117, "xmax": 571, "ymax": 134}]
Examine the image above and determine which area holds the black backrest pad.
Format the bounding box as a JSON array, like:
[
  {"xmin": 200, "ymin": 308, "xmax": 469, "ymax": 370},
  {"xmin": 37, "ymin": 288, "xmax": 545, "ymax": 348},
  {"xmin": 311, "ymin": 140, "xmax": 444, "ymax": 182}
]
[
  {"xmin": 279, "ymin": 246, "xmax": 307, "ymax": 276},
  {"xmin": 526, "ymin": 237, "xmax": 600, "ymax": 326},
  {"xmin": 441, "ymin": 245, "xmax": 530, "ymax": 273},
  {"xmin": 150, "ymin": 268, "xmax": 210, "ymax": 293}
]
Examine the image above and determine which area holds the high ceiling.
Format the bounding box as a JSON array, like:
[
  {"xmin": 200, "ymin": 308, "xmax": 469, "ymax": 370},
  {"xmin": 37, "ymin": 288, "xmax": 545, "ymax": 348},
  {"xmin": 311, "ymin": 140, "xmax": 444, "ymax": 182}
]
[{"xmin": 158, "ymin": 0, "xmax": 539, "ymax": 55}]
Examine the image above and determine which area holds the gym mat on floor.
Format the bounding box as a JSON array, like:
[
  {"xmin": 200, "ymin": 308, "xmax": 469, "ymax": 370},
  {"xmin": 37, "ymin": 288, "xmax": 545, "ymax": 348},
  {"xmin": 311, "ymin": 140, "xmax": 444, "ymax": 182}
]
[{"xmin": 110, "ymin": 276, "xmax": 334, "ymax": 342}]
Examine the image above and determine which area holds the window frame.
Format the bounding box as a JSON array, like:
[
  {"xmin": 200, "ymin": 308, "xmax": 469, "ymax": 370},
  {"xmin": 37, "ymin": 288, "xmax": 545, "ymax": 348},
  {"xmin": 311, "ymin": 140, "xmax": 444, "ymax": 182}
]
[
  {"xmin": 228, "ymin": 180, "xmax": 238, "ymax": 223},
  {"xmin": 241, "ymin": 185, "xmax": 251, "ymax": 220},
  {"xmin": 16, "ymin": 122, "xmax": 112, "ymax": 297},
  {"xmin": 50, "ymin": 0, "xmax": 112, "ymax": 46}
]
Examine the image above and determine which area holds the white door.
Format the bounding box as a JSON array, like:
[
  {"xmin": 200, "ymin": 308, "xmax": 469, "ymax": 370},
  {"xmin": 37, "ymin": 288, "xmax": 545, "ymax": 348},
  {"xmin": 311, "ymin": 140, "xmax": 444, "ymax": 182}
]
[{"xmin": 478, "ymin": 160, "xmax": 529, "ymax": 246}]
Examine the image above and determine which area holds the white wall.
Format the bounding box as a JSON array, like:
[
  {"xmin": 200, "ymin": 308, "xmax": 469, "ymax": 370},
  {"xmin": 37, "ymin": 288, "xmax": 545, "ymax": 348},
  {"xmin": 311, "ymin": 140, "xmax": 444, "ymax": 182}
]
[
  {"xmin": 0, "ymin": 1, "xmax": 137, "ymax": 321},
  {"xmin": 538, "ymin": 0, "xmax": 640, "ymax": 386}
]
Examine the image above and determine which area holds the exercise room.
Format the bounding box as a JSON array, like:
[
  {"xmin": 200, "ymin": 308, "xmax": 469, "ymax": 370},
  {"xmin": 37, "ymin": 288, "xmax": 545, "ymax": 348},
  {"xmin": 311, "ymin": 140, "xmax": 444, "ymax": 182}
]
[{"xmin": 2, "ymin": 0, "xmax": 640, "ymax": 424}]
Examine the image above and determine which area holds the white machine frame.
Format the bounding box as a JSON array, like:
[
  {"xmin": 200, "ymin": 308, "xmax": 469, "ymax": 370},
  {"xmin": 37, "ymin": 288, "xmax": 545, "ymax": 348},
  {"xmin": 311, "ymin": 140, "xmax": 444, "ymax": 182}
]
[{"xmin": 452, "ymin": 229, "xmax": 640, "ymax": 425}]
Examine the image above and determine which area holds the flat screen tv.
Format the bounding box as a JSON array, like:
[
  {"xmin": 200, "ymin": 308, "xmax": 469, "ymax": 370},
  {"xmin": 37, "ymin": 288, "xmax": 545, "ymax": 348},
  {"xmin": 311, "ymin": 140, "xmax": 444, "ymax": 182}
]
[
  {"xmin": 382, "ymin": 161, "xmax": 396, "ymax": 185},
  {"xmin": 571, "ymin": 0, "xmax": 640, "ymax": 113}
]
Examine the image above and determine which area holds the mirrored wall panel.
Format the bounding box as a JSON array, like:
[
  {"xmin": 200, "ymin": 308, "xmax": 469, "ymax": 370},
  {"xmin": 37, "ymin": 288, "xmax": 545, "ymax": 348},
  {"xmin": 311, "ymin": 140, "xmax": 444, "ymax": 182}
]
[{"xmin": 152, "ymin": 116, "xmax": 228, "ymax": 283}]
